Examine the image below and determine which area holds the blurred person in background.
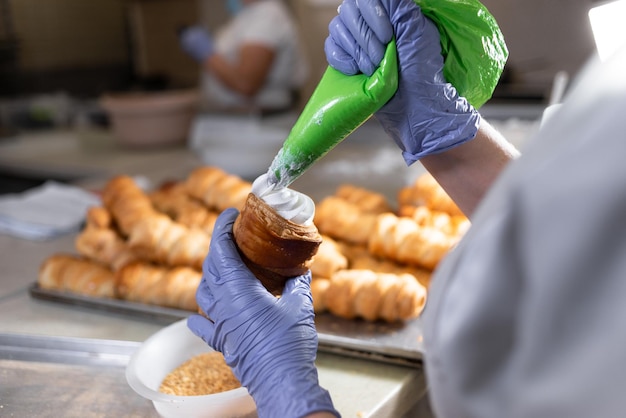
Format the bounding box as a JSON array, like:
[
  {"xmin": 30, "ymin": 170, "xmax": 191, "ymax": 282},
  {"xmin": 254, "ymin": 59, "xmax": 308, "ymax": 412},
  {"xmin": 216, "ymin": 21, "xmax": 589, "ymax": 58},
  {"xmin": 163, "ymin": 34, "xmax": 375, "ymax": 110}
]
[{"xmin": 179, "ymin": 0, "xmax": 309, "ymax": 114}]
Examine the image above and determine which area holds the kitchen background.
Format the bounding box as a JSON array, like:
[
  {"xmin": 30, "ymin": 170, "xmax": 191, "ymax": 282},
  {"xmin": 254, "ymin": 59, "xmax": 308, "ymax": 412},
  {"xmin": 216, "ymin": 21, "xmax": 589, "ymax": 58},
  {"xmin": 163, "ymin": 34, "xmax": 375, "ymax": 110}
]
[
  {"xmin": 0, "ymin": 0, "xmax": 601, "ymax": 101},
  {"xmin": 0, "ymin": 0, "xmax": 604, "ymax": 193}
]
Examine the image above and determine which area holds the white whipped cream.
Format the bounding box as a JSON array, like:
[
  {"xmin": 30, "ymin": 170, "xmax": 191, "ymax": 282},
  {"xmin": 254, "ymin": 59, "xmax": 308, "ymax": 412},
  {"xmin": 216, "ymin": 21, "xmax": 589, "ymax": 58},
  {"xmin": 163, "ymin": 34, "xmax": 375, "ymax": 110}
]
[{"xmin": 251, "ymin": 173, "xmax": 315, "ymax": 225}]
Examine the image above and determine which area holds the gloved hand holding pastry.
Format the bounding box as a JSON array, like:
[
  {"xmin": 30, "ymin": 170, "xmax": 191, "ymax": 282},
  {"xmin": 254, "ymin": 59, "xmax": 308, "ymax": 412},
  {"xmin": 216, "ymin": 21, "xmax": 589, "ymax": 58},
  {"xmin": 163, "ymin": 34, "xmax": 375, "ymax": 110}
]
[
  {"xmin": 187, "ymin": 208, "xmax": 339, "ymax": 418},
  {"xmin": 232, "ymin": 173, "xmax": 322, "ymax": 295}
]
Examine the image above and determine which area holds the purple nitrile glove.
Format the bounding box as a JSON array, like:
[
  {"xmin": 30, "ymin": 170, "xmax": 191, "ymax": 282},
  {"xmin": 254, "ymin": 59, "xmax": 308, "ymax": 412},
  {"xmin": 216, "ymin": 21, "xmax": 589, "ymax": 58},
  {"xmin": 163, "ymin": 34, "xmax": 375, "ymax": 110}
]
[
  {"xmin": 324, "ymin": 0, "xmax": 480, "ymax": 165},
  {"xmin": 188, "ymin": 208, "xmax": 339, "ymax": 418},
  {"xmin": 179, "ymin": 25, "xmax": 214, "ymax": 62}
]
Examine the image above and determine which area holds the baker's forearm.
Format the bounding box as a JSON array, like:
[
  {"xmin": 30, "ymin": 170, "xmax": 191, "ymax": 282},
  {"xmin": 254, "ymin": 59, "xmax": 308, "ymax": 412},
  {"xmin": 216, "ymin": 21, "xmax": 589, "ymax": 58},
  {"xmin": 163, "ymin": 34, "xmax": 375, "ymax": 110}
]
[
  {"xmin": 420, "ymin": 118, "xmax": 520, "ymax": 218},
  {"xmin": 204, "ymin": 45, "xmax": 275, "ymax": 97}
]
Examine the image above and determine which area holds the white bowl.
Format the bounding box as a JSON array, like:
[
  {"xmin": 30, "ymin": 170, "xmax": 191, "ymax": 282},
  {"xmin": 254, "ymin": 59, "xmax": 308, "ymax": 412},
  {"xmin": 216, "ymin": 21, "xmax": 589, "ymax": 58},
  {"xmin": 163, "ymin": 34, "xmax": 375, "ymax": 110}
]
[{"xmin": 126, "ymin": 319, "xmax": 257, "ymax": 418}]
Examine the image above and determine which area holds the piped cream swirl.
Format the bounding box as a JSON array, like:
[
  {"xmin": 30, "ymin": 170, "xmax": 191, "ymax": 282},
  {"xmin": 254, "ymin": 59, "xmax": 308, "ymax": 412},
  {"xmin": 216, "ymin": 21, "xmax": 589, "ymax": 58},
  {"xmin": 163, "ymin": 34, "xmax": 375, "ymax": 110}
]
[{"xmin": 251, "ymin": 173, "xmax": 315, "ymax": 225}]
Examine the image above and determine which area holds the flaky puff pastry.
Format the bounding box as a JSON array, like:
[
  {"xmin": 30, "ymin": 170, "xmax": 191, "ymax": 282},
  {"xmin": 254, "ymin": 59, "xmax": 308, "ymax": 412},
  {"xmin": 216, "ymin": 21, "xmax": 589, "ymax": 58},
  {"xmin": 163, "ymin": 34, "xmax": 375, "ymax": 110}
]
[
  {"xmin": 315, "ymin": 270, "xmax": 427, "ymax": 322},
  {"xmin": 75, "ymin": 206, "xmax": 139, "ymax": 271},
  {"xmin": 347, "ymin": 248, "xmax": 433, "ymax": 289},
  {"xmin": 127, "ymin": 214, "xmax": 210, "ymax": 270},
  {"xmin": 233, "ymin": 193, "xmax": 322, "ymax": 295},
  {"xmin": 101, "ymin": 175, "xmax": 157, "ymax": 237},
  {"xmin": 398, "ymin": 172, "xmax": 464, "ymax": 217},
  {"xmin": 100, "ymin": 175, "xmax": 210, "ymax": 269},
  {"xmin": 311, "ymin": 277, "xmax": 331, "ymax": 312},
  {"xmin": 314, "ymin": 196, "xmax": 378, "ymax": 246},
  {"xmin": 335, "ymin": 241, "xmax": 432, "ymax": 288},
  {"xmin": 398, "ymin": 205, "xmax": 470, "ymax": 239},
  {"xmin": 38, "ymin": 254, "xmax": 117, "ymax": 298},
  {"xmin": 116, "ymin": 262, "xmax": 200, "ymax": 311},
  {"xmin": 149, "ymin": 181, "xmax": 219, "ymax": 236},
  {"xmin": 369, "ymin": 213, "xmax": 458, "ymax": 270},
  {"xmin": 334, "ymin": 184, "xmax": 393, "ymax": 214},
  {"xmin": 310, "ymin": 235, "xmax": 348, "ymax": 279},
  {"xmin": 185, "ymin": 166, "xmax": 251, "ymax": 212}
]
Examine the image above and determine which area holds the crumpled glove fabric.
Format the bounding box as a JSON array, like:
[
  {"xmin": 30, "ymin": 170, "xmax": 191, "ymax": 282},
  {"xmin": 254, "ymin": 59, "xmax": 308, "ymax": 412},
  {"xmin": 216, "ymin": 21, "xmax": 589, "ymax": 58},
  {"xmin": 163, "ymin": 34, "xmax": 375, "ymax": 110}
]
[
  {"xmin": 325, "ymin": 0, "xmax": 480, "ymax": 164},
  {"xmin": 188, "ymin": 208, "xmax": 339, "ymax": 418},
  {"xmin": 179, "ymin": 25, "xmax": 214, "ymax": 62}
]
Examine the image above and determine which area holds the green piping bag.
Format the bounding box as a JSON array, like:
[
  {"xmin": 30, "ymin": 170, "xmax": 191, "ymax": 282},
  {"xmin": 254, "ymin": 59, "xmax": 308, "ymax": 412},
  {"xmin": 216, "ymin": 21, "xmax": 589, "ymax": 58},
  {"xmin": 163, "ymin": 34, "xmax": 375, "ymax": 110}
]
[
  {"xmin": 268, "ymin": 39, "xmax": 398, "ymax": 189},
  {"xmin": 267, "ymin": 0, "xmax": 508, "ymax": 188}
]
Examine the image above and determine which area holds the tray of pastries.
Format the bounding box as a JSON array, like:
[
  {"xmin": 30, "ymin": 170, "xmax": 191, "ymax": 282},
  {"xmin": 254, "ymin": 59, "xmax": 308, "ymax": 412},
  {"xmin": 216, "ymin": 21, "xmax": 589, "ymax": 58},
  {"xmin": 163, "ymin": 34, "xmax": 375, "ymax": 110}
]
[{"xmin": 32, "ymin": 166, "xmax": 469, "ymax": 365}]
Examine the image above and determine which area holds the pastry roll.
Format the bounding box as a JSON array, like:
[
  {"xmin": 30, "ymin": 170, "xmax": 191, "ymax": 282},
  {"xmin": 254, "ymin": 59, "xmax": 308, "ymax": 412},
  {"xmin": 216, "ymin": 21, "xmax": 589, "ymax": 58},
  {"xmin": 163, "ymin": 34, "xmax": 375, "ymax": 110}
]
[
  {"xmin": 314, "ymin": 196, "xmax": 378, "ymax": 246},
  {"xmin": 310, "ymin": 235, "xmax": 348, "ymax": 279},
  {"xmin": 348, "ymin": 251, "xmax": 433, "ymax": 288},
  {"xmin": 84, "ymin": 205, "xmax": 112, "ymax": 229},
  {"xmin": 101, "ymin": 175, "xmax": 157, "ymax": 237},
  {"xmin": 75, "ymin": 223, "xmax": 138, "ymax": 272},
  {"xmin": 319, "ymin": 269, "xmax": 427, "ymax": 322},
  {"xmin": 127, "ymin": 214, "xmax": 210, "ymax": 270},
  {"xmin": 369, "ymin": 213, "xmax": 457, "ymax": 270},
  {"xmin": 185, "ymin": 166, "xmax": 251, "ymax": 212},
  {"xmin": 334, "ymin": 184, "xmax": 393, "ymax": 214},
  {"xmin": 398, "ymin": 172, "xmax": 464, "ymax": 217},
  {"xmin": 398, "ymin": 205, "xmax": 471, "ymax": 238},
  {"xmin": 336, "ymin": 241, "xmax": 372, "ymax": 265},
  {"xmin": 75, "ymin": 206, "xmax": 139, "ymax": 271},
  {"xmin": 116, "ymin": 262, "xmax": 200, "ymax": 311},
  {"xmin": 149, "ymin": 181, "xmax": 219, "ymax": 235},
  {"xmin": 38, "ymin": 254, "xmax": 117, "ymax": 298},
  {"xmin": 233, "ymin": 192, "xmax": 321, "ymax": 295}
]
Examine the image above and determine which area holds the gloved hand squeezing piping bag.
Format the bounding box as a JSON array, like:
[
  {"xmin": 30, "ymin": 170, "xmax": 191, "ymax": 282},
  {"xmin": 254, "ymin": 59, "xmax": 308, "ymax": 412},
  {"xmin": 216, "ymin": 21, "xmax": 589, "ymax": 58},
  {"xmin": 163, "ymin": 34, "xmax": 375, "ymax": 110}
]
[
  {"xmin": 267, "ymin": 0, "xmax": 508, "ymax": 188},
  {"xmin": 268, "ymin": 38, "xmax": 399, "ymax": 188}
]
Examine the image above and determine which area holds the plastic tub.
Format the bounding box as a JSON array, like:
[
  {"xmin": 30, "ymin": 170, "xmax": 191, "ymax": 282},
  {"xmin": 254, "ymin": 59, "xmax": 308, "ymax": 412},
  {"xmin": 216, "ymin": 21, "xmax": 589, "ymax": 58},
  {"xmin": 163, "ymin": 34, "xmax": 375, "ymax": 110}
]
[
  {"xmin": 100, "ymin": 90, "xmax": 199, "ymax": 148},
  {"xmin": 126, "ymin": 319, "xmax": 257, "ymax": 418}
]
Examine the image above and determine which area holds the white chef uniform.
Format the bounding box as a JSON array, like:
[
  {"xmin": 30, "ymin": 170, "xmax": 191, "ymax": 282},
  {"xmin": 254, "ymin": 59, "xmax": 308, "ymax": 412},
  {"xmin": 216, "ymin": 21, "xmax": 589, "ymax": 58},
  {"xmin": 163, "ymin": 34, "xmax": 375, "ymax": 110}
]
[
  {"xmin": 423, "ymin": 44, "xmax": 626, "ymax": 418},
  {"xmin": 202, "ymin": 0, "xmax": 309, "ymax": 111}
]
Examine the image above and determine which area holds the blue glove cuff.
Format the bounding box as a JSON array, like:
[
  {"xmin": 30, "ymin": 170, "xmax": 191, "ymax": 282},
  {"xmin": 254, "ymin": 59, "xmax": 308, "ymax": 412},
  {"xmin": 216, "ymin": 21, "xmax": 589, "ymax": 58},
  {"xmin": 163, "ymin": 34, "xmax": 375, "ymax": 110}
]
[
  {"xmin": 399, "ymin": 108, "xmax": 480, "ymax": 165},
  {"xmin": 376, "ymin": 80, "xmax": 481, "ymax": 165},
  {"xmin": 254, "ymin": 369, "xmax": 340, "ymax": 418}
]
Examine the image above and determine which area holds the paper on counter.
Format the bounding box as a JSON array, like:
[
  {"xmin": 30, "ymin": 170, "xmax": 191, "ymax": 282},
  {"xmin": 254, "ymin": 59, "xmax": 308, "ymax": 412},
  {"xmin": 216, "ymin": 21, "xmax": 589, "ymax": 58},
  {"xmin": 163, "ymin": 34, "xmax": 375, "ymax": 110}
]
[{"xmin": 0, "ymin": 181, "xmax": 101, "ymax": 240}]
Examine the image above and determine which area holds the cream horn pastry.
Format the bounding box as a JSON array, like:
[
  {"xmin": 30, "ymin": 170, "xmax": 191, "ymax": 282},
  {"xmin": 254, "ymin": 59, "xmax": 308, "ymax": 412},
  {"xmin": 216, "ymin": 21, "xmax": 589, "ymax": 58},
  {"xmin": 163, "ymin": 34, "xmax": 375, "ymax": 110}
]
[{"xmin": 233, "ymin": 173, "xmax": 322, "ymax": 295}]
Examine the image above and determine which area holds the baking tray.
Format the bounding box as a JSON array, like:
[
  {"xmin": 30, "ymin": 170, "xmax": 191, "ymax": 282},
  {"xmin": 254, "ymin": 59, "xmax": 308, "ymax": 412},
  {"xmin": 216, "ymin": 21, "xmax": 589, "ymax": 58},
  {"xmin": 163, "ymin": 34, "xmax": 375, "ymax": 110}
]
[
  {"xmin": 29, "ymin": 282, "xmax": 424, "ymax": 366},
  {"xmin": 0, "ymin": 332, "xmax": 158, "ymax": 417}
]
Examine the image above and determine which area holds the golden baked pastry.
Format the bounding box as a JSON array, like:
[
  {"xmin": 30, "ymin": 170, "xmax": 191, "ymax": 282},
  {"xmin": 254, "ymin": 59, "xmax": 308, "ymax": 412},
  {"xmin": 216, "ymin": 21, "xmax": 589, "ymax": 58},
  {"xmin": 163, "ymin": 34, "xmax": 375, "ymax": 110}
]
[
  {"xmin": 101, "ymin": 175, "xmax": 157, "ymax": 237},
  {"xmin": 369, "ymin": 213, "xmax": 458, "ymax": 270},
  {"xmin": 310, "ymin": 235, "xmax": 349, "ymax": 279},
  {"xmin": 398, "ymin": 172, "xmax": 464, "ymax": 217},
  {"xmin": 334, "ymin": 184, "xmax": 393, "ymax": 214},
  {"xmin": 185, "ymin": 166, "xmax": 251, "ymax": 212},
  {"xmin": 127, "ymin": 214, "xmax": 210, "ymax": 270},
  {"xmin": 233, "ymin": 193, "xmax": 322, "ymax": 295},
  {"xmin": 38, "ymin": 254, "xmax": 117, "ymax": 298},
  {"xmin": 75, "ymin": 207, "xmax": 139, "ymax": 271},
  {"xmin": 116, "ymin": 262, "xmax": 200, "ymax": 311},
  {"xmin": 398, "ymin": 205, "xmax": 470, "ymax": 238},
  {"xmin": 149, "ymin": 181, "xmax": 219, "ymax": 236},
  {"xmin": 314, "ymin": 269, "xmax": 427, "ymax": 322},
  {"xmin": 314, "ymin": 196, "xmax": 378, "ymax": 246}
]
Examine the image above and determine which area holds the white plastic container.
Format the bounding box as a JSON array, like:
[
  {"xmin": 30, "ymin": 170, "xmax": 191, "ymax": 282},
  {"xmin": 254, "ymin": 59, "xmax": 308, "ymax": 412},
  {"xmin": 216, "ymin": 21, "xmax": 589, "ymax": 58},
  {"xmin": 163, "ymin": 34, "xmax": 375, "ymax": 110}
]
[
  {"xmin": 126, "ymin": 319, "xmax": 257, "ymax": 418},
  {"xmin": 100, "ymin": 90, "xmax": 199, "ymax": 148},
  {"xmin": 188, "ymin": 113, "xmax": 295, "ymax": 179}
]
